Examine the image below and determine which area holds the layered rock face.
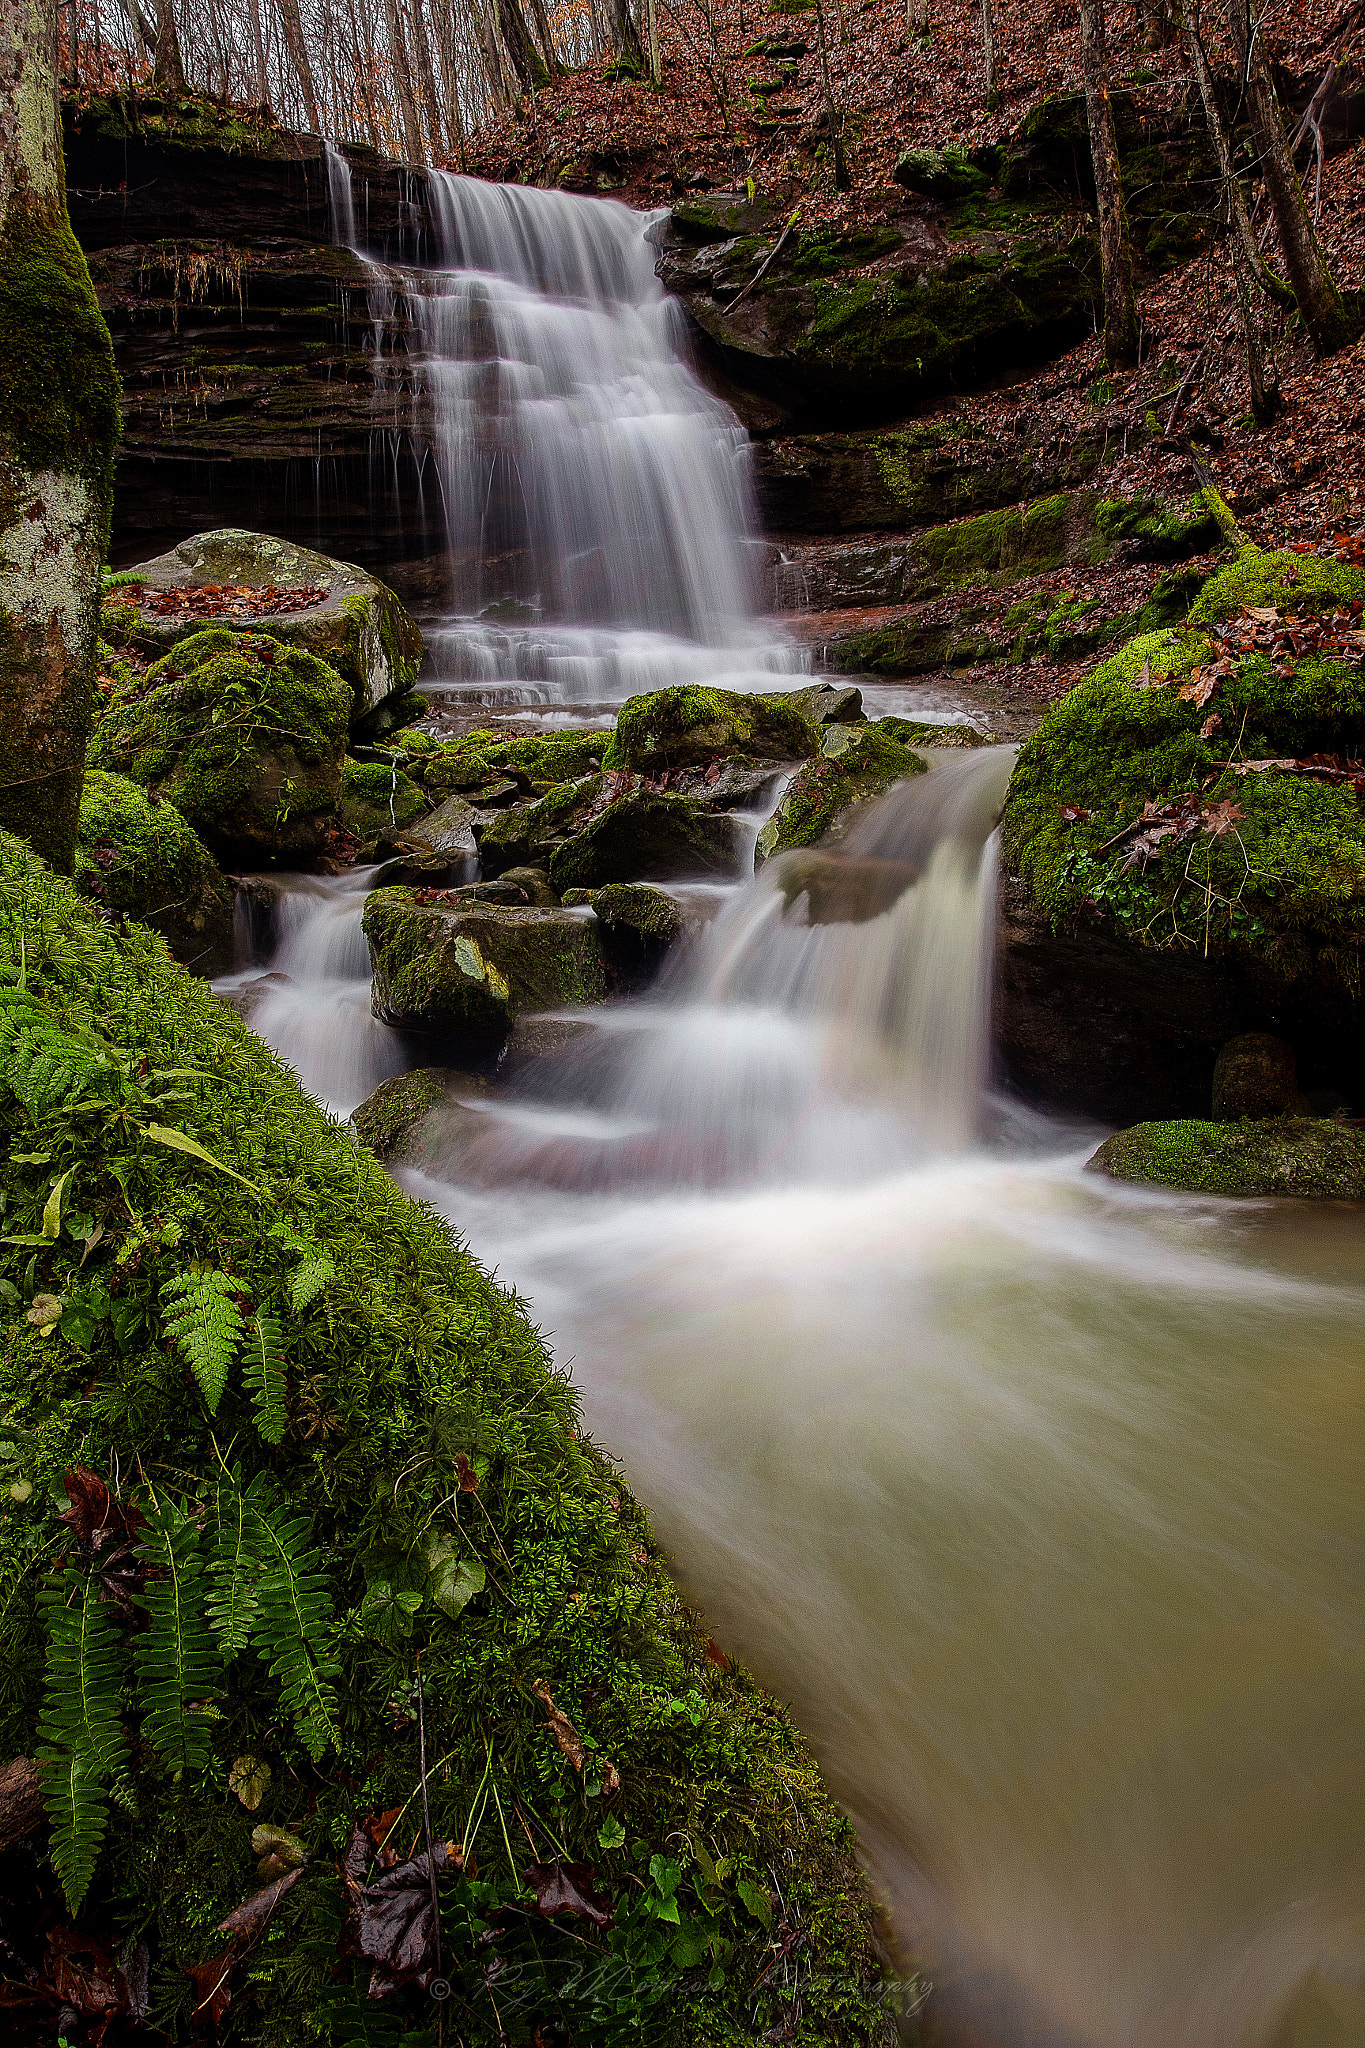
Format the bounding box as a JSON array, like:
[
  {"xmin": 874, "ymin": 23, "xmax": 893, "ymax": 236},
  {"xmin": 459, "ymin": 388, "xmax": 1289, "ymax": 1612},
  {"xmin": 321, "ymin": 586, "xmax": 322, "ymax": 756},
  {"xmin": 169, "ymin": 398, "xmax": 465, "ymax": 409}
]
[{"xmin": 64, "ymin": 99, "xmax": 434, "ymax": 576}]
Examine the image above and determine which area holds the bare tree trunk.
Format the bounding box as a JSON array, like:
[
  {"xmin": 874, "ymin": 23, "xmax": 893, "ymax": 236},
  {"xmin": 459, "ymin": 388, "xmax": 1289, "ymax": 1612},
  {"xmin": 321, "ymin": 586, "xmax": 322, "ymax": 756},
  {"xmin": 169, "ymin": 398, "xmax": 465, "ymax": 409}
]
[
  {"xmin": 1079, "ymin": 0, "xmax": 1139, "ymax": 367},
  {"xmin": 0, "ymin": 0, "xmax": 121, "ymax": 873},
  {"xmin": 407, "ymin": 0, "xmax": 448, "ymax": 156},
  {"xmin": 813, "ymin": 0, "xmax": 850, "ymax": 190},
  {"xmin": 1222, "ymin": 0, "xmax": 1355, "ymax": 354},
  {"xmin": 981, "ymin": 0, "xmax": 997, "ymax": 107},
  {"xmin": 150, "ymin": 0, "xmax": 186, "ymax": 90},
  {"xmin": 1231, "ymin": 245, "xmax": 1280, "ymax": 424},
  {"xmin": 527, "ymin": 0, "xmax": 563, "ymax": 75},
  {"xmin": 646, "ymin": 0, "xmax": 660, "ymax": 82},
  {"xmin": 604, "ymin": 0, "xmax": 643, "ymax": 69},
  {"xmin": 384, "ymin": 0, "xmax": 425, "ymax": 158},
  {"xmin": 432, "ymin": 0, "xmax": 468, "ymax": 154},
  {"xmin": 495, "ymin": 0, "xmax": 548, "ymax": 90},
  {"xmin": 248, "ymin": 0, "xmax": 270, "ymax": 103},
  {"xmin": 1182, "ymin": 0, "xmax": 1294, "ymax": 307},
  {"xmin": 275, "ymin": 0, "xmax": 321, "ymax": 130}
]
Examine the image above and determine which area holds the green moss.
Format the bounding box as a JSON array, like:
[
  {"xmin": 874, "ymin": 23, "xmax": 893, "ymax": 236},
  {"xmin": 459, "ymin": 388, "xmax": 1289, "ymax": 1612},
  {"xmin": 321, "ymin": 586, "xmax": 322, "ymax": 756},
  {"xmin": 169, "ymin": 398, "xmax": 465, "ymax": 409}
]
[
  {"xmin": 1095, "ymin": 493, "xmax": 1219, "ymax": 556},
  {"xmin": 592, "ymin": 881, "xmax": 685, "ymax": 944},
  {"xmin": 74, "ymin": 769, "xmax": 233, "ymax": 971},
  {"xmin": 0, "ymin": 191, "xmax": 120, "ymax": 508},
  {"xmin": 351, "ymin": 1064, "xmax": 448, "ymax": 1159},
  {"xmin": 1187, "ymin": 546, "xmax": 1365, "ymax": 625},
  {"xmin": 894, "ymin": 145, "xmax": 990, "ymax": 201},
  {"xmin": 1003, "ymin": 551, "xmax": 1365, "ymax": 975},
  {"xmin": 0, "ymin": 838, "xmax": 894, "ymax": 2040},
  {"xmin": 88, "ymin": 628, "xmax": 351, "ymax": 864},
  {"xmin": 875, "ymin": 718, "xmax": 986, "ymax": 748},
  {"xmin": 757, "ymin": 727, "xmax": 927, "ymax": 861},
  {"xmin": 547, "ymin": 793, "xmax": 740, "ymax": 893},
  {"xmin": 606, "ymin": 687, "xmax": 816, "ymax": 773},
  {"xmin": 1089, "ymin": 1117, "xmax": 1365, "ymax": 1198},
  {"xmin": 340, "ymin": 756, "xmax": 426, "ymax": 838},
  {"xmin": 425, "ymin": 729, "xmax": 604, "ymax": 805},
  {"xmin": 365, "ymin": 892, "xmax": 610, "ymax": 1040}
]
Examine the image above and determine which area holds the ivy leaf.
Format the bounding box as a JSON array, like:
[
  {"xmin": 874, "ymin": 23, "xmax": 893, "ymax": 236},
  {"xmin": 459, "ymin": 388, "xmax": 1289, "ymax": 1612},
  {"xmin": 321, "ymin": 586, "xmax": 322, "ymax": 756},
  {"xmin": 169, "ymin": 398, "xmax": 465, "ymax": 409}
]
[
  {"xmin": 597, "ymin": 1814, "xmax": 626, "ymax": 1850},
  {"xmin": 736, "ymin": 1876, "xmax": 773, "ymax": 1930}
]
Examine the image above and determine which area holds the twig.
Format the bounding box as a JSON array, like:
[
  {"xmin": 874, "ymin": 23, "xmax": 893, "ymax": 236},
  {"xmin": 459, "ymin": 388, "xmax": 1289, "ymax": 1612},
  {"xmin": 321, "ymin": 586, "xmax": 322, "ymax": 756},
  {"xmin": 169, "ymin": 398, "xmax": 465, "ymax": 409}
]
[
  {"xmin": 1164, "ymin": 341, "xmax": 1208, "ymax": 437},
  {"xmin": 725, "ymin": 203, "xmax": 802, "ymax": 313},
  {"xmin": 415, "ymin": 1660, "xmax": 442, "ymax": 1992}
]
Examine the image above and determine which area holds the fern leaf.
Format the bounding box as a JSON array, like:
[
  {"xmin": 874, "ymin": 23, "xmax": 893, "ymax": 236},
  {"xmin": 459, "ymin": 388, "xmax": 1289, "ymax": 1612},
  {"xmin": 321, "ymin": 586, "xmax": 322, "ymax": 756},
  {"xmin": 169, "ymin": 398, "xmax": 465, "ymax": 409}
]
[
  {"xmin": 133, "ymin": 1487, "xmax": 219, "ymax": 1777},
  {"xmin": 207, "ymin": 1467, "xmax": 261, "ymax": 1661},
  {"xmin": 289, "ymin": 1253, "xmax": 336, "ymax": 1314},
  {"xmin": 36, "ymin": 1576, "xmax": 129, "ymax": 1913},
  {"xmin": 160, "ymin": 1270, "xmax": 244, "ymax": 1413},
  {"xmin": 245, "ymin": 1485, "xmax": 340, "ymax": 1761},
  {"xmin": 242, "ymin": 1313, "xmax": 288, "ymax": 1444}
]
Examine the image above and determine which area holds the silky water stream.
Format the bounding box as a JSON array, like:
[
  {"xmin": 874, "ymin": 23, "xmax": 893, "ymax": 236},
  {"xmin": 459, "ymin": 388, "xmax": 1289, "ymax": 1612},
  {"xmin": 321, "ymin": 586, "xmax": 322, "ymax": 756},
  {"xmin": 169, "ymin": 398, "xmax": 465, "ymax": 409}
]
[{"xmin": 227, "ymin": 173, "xmax": 1365, "ymax": 2046}]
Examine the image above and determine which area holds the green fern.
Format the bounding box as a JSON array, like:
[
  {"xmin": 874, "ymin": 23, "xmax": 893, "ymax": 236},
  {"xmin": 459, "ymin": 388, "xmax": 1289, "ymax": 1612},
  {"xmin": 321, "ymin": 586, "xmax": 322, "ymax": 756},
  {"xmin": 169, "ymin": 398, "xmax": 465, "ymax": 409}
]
[
  {"xmin": 133, "ymin": 1488, "xmax": 219, "ymax": 1777},
  {"xmin": 242, "ymin": 1312, "xmax": 288, "ymax": 1443},
  {"xmin": 1, "ymin": 1015, "xmax": 107, "ymax": 1113},
  {"xmin": 245, "ymin": 1480, "xmax": 341, "ymax": 1761},
  {"xmin": 160, "ymin": 1269, "xmax": 245, "ymax": 1413},
  {"xmin": 289, "ymin": 1253, "xmax": 336, "ymax": 1313},
  {"xmin": 207, "ymin": 1466, "xmax": 261, "ymax": 1661},
  {"xmin": 37, "ymin": 1576, "xmax": 129, "ymax": 1912}
]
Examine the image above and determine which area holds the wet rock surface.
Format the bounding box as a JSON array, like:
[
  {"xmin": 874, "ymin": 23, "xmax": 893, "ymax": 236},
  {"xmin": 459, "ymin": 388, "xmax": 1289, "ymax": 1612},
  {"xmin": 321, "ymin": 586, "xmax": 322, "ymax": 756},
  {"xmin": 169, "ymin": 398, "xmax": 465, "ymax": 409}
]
[{"xmin": 1088, "ymin": 1118, "xmax": 1365, "ymax": 1200}]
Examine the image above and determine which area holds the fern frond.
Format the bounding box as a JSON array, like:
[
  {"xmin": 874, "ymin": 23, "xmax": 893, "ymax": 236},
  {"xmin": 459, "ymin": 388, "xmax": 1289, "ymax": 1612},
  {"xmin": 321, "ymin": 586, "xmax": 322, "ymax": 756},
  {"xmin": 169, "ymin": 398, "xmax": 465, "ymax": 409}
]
[
  {"xmin": 245, "ymin": 1485, "xmax": 340, "ymax": 1761},
  {"xmin": 242, "ymin": 1313, "xmax": 288, "ymax": 1444},
  {"xmin": 133, "ymin": 1487, "xmax": 219, "ymax": 1777},
  {"xmin": 207, "ymin": 1467, "xmax": 261, "ymax": 1661},
  {"xmin": 289, "ymin": 1254, "xmax": 336, "ymax": 1314},
  {"xmin": 160, "ymin": 1269, "xmax": 244, "ymax": 1413},
  {"xmin": 36, "ymin": 1576, "xmax": 129, "ymax": 1913},
  {"xmin": 3, "ymin": 1018, "xmax": 105, "ymax": 1113}
]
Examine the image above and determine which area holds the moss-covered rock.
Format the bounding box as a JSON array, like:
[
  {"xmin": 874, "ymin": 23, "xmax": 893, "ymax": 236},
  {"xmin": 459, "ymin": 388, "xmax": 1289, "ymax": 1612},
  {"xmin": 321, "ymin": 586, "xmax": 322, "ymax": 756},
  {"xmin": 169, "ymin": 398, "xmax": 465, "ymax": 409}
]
[
  {"xmin": 1088, "ymin": 1117, "xmax": 1365, "ymax": 1198},
  {"xmin": 756, "ymin": 726, "xmax": 927, "ymax": 864},
  {"xmin": 99, "ymin": 531, "xmax": 424, "ymax": 730},
  {"xmin": 350, "ymin": 1063, "xmax": 492, "ymax": 1165},
  {"xmin": 548, "ymin": 792, "xmax": 744, "ymax": 894},
  {"xmin": 424, "ymin": 728, "xmax": 606, "ymax": 805},
  {"xmin": 592, "ymin": 881, "xmax": 685, "ymax": 946},
  {"xmin": 339, "ymin": 755, "xmax": 428, "ymax": 842},
  {"xmin": 894, "ymin": 145, "xmax": 991, "ymax": 202},
  {"xmin": 606, "ymin": 686, "xmax": 816, "ymax": 774},
  {"xmin": 365, "ymin": 890, "xmax": 610, "ymax": 1046},
  {"xmin": 74, "ymin": 770, "xmax": 233, "ymax": 972},
  {"xmin": 0, "ymin": 833, "xmax": 893, "ymax": 2042},
  {"xmin": 88, "ymin": 627, "xmax": 352, "ymax": 866},
  {"xmin": 1002, "ymin": 548, "xmax": 1365, "ymax": 976}
]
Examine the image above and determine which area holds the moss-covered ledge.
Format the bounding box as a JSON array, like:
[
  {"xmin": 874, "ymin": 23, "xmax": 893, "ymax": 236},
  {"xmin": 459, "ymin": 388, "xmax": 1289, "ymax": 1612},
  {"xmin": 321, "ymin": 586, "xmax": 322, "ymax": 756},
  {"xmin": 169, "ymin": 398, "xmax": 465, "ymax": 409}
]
[
  {"xmin": 1088, "ymin": 1117, "xmax": 1365, "ymax": 1198},
  {"xmin": 0, "ymin": 833, "xmax": 899, "ymax": 2043}
]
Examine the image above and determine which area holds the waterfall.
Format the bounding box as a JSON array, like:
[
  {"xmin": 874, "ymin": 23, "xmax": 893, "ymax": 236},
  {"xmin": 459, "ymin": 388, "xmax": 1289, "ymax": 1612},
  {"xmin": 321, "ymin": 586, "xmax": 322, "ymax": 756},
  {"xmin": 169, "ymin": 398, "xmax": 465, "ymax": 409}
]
[{"xmin": 324, "ymin": 140, "xmax": 357, "ymax": 251}]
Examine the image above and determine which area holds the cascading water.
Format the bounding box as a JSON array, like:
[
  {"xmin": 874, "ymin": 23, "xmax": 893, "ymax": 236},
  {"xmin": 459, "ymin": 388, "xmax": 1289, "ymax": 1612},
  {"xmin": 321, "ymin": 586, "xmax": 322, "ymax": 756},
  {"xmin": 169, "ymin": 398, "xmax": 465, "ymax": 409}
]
[
  {"xmin": 327, "ymin": 157, "xmax": 807, "ymax": 722},
  {"xmin": 279, "ymin": 164, "xmax": 1365, "ymax": 2048}
]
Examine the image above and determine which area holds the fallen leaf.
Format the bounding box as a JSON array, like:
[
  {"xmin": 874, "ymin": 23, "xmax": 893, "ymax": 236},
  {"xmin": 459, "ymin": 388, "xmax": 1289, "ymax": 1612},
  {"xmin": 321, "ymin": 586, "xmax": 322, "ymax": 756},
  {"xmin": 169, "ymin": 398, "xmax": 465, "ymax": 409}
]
[
  {"xmin": 1200, "ymin": 713, "xmax": 1223, "ymax": 739},
  {"xmin": 186, "ymin": 1950, "xmax": 233, "ymax": 2032},
  {"xmin": 340, "ymin": 1827, "xmax": 462, "ymax": 1998},
  {"xmin": 1202, "ymin": 800, "xmax": 1244, "ymax": 836},
  {"xmin": 217, "ymin": 1866, "xmax": 305, "ymax": 1940},
  {"xmin": 524, "ymin": 1859, "xmax": 614, "ymax": 1930},
  {"xmin": 56, "ymin": 1465, "xmax": 147, "ymax": 1618},
  {"xmin": 454, "ymin": 1450, "xmax": 479, "ymax": 1492},
  {"xmin": 533, "ymin": 1680, "xmax": 587, "ymax": 1770},
  {"xmin": 251, "ymin": 1823, "xmax": 307, "ymax": 1877},
  {"xmin": 1245, "ymin": 605, "xmax": 1280, "ymax": 624},
  {"xmin": 1129, "ymin": 657, "xmax": 1153, "ymax": 690},
  {"xmin": 1177, "ymin": 672, "xmax": 1215, "ymax": 708}
]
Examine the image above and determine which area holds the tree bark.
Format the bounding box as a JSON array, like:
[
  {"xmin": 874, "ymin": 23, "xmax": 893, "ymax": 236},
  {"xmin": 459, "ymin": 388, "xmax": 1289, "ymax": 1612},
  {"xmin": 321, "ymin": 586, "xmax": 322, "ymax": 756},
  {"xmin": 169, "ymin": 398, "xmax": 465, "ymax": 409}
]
[
  {"xmin": 0, "ymin": 0, "xmax": 120, "ymax": 874},
  {"xmin": 1079, "ymin": 0, "xmax": 1139, "ymax": 368},
  {"xmin": 603, "ymin": 0, "xmax": 642, "ymax": 70},
  {"xmin": 384, "ymin": 0, "xmax": 426, "ymax": 159},
  {"xmin": 1222, "ymin": 0, "xmax": 1355, "ymax": 354},
  {"xmin": 525, "ymin": 0, "xmax": 564, "ymax": 76},
  {"xmin": 274, "ymin": 0, "xmax": 321, "ymax": 131},
  {"xmin": 407, "ymin": 0, "xmax": 449, "ymax": 157},
  {"xmin": 494, "ymin": 0, "xmax": 548, "ymax": 91},
  {"xmin": 981, "ymin": 0, "xmax": 997, "ymax": 107},
  {"xmin": 150, "ymin": 0, "xmax": 186, "ymax": 91},
  {"xmin": 1181, "ymin": 0, "xmax": 1294, "ymax": 307}
]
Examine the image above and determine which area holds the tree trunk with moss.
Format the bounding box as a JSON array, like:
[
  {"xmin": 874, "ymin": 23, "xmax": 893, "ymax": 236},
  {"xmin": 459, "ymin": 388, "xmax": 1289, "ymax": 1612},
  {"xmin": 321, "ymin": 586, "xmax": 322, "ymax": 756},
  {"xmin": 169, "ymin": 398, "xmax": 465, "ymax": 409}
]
[
  {"xmin": 0, "ymin": 0, "xmax": 120, "ymax": 874},
  {"xmin": 1079, "ymin": 0, "xmax": 1139, "ymax": 368},
  {"xmin": 1222, "ymin": 0, "xmax": 1355, "ymax": 355}
]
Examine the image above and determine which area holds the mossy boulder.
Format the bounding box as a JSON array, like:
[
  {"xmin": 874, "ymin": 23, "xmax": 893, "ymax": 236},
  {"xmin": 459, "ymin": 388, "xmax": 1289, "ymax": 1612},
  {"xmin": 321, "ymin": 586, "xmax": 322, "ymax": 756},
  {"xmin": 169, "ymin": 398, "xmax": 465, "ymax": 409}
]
[
  {"xmin": 605, "ymin": 686, "xmax": 816, "ymax": 775},
  {"xmin": 339, "ymin": 756, "xmax": 428, "ymax": 843},
  {"xmin": 996, "ymin": 545, "xmax": 1365, "ymax": 1119},
  {"xmin": 1002, "ymin": 548, "xmax": 1365, "ymax": 975},
  {"xmin": 548, "ymin": 792, "xmax": 744, "ymax": 894},
  {"xmin": 74, "ymin": 770, "xmax": 234, "ymax": 973},
  {"xmin": 894, "ymin": 145, "xmax": 991, "ymax": 202},
  {"xmin": 424, "ymin": 728, "xmax": 606, "ymax": 805},
  {"xmin": 592, "ymin": 881, "xmax": 685, "ymax": 946},
  {"xmin": 0, "ymin": 833, "xmax": 892, "ymax": 2042},
  {"xmin": 1088, "ymin": 1118, "xmax": 1365, "ymax": 1199},
  {"xmin": 88, "ymin": 627, "xmax": 352, "ymax": 867},
  {"xmin": 351, "ymin": 1064, "xmax": 496, "ymax": 1167},
  {"xmin": 99, "ymin": 531, "xmax": 424, "ymax": 730},
  {"xmin": 756, "ymin": 725, "xmax": 927, "ymax": 864},
  {"xmin": 364, "ymin": 890, "xmax": 610, "ymax": 1047}
]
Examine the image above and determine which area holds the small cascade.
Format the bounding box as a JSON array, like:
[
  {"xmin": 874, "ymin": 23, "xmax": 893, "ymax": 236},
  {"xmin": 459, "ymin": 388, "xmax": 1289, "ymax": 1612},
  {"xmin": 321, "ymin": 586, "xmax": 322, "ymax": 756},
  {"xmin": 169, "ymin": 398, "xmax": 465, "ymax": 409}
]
[
  {"xmin": 405, "ymin": 749, "xmax": 1015, "ymax": 1193},
  {"xmin": 323, "ymin": 140, "xmax": 356, "ymax": 250}
]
